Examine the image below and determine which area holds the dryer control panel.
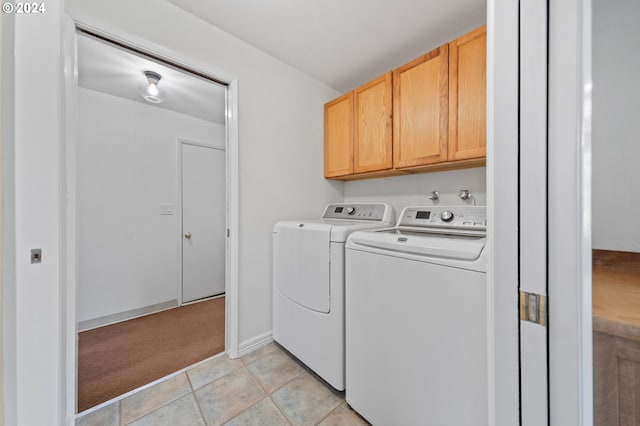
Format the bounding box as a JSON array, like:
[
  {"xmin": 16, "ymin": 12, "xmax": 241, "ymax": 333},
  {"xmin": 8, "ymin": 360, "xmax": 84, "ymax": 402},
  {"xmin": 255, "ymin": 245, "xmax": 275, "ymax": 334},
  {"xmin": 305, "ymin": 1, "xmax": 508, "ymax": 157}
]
[
  {"xmin": 398, "ymin": 206, "xmax": 487, "ymax": 231},
  {"xmin": 322, "ymin": 203, "xmax": 390, "ymax": 222}
]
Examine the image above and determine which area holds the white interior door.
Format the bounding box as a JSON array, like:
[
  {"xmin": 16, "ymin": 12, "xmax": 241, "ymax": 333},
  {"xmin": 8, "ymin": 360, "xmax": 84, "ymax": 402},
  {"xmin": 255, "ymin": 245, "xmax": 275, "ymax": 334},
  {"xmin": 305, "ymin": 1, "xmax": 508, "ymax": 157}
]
[{"xmin": 181, "ymin": 143, "xmax": 226, "ymax": 303}]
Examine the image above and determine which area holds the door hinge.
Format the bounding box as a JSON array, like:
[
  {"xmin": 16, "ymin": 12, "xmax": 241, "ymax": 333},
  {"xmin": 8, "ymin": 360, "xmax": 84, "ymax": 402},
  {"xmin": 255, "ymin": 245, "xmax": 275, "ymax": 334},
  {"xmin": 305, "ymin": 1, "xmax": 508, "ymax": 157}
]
[{"xmin": 519, "ymin": 291, "xmax": 547, "ymax": 326}]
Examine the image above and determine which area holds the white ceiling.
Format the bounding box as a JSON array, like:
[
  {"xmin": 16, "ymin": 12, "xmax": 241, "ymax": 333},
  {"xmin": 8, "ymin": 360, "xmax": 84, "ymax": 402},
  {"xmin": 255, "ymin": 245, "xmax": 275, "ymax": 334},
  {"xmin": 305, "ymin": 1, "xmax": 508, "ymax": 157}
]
[
  {"xmin": 166, "ymin": 0, "xmax": 486, "ymax": 92},
  {"xmin": 77, "ymin": 1, "xmax": 486, "ymax": 121},
  {"xmin": 77, "ymin": 33, "xmax": 227, "ymax": 125}
]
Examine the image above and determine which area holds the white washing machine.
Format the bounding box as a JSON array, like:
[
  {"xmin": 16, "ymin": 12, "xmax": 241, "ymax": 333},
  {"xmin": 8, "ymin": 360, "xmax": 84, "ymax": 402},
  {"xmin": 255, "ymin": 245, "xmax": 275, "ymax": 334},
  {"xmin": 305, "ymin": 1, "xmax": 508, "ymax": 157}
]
[
  {"xmin": 345, "ymin": 206, "xmax": 488, "ymax": 426},
  {"xmin": 273, "ymin": 203, "xmax": 394, "ymax": 391}
]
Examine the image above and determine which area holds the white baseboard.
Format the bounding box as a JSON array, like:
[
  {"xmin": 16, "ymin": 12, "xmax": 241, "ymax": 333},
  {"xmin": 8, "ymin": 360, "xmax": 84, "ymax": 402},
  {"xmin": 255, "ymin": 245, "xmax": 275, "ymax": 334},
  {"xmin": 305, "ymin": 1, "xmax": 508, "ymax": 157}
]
[
  {"xmin": 237, "ymin": 330, "xmax": 273, "ymax": 358},
  {"xmin": 77, "ymin": 300, "xmax": 179, "ymax": 332}
]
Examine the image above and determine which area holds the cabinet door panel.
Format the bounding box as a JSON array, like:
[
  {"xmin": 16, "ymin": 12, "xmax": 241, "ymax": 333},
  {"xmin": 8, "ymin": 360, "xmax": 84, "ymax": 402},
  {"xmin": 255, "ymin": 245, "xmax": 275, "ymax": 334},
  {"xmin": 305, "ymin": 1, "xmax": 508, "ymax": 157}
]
[
  {"xmin": 393, "ymin": 45, "xmax": 448, "ymax": 168},
  {"xmin": 354, "ymin": 72, "xmax": 392, "ymax": 173},
  {"xmin": 594, "ymin": 331, "xmax": 619, "ymax": 426},
  {"xmin": 324, "ymin": 92, "xmax": 354, "ymax": 177},
  {"xmin": 449, "ymin": 26, "xmax": 486, "ymax": 161},
  {"xmin": 618, "ymin": 345, "xmax": 640, "ymax": 426}
]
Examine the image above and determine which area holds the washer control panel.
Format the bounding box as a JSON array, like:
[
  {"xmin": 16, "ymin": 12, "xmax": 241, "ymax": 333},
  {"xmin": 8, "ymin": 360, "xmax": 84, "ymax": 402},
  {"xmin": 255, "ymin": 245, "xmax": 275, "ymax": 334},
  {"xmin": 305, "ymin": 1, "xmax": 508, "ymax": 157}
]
[
  {"xmin": 322, "ymin": 203, "xmax": 390, "ymax": 222},
  {"xmin": 398, "ymin": 206, "xmax": 487, "ymax": 230}
]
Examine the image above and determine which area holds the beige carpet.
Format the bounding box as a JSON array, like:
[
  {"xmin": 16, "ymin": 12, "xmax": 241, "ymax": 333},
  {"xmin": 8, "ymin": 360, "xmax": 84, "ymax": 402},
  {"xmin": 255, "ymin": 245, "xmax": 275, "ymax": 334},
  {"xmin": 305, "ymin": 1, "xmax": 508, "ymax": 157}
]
[{"xmin": 78, "ymin": 297, "xmax": 225, "ymax": 412}]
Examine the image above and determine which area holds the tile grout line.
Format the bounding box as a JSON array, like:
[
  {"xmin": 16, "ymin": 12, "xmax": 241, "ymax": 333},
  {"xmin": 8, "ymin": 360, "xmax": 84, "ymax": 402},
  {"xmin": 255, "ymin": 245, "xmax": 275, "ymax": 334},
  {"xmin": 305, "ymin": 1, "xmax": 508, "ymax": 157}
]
[
  {"xmin": 126, "ymin": 392, "xmax": 200, "ymax": 426},
  {"xmin": 243, "ymin": 349, "xmax": 306, "ymax": 396},
  {"xmin": 313, "ymin": 400, "xmax": 345, "ymax": 426},
  {"xmin": 263, "ymin": 369, "xmax": 304, "ymax": 396},
  {"xmin": 186, "ymin": 370, "xmax": 195, "ymax": 392},
  {"xmin": 242, "ymin": 344, "xmax": 344, "ymax": 425},
  {"xmin": 218, "ymin": 366, "xmax": 267, "ymax": 425},
  {"xmin": 191, "ymin": 363, "xmax": 265, "ymax": 426},
  {"xmin": 186, "ymin": 370, "xmax": 208, "ymax": 425},
  {"xmin": 245, "ymin": 362, "xmax": 271, "ymax": 395},
  {"xmin": 248, "ymin": 365, "xmax": 298, "ymax": 425},
  {"xmin": 313, "ymin": 405, "xmax": 336, "ymax": 426},
  {"xmin": 189, "ymin": 360, "xmax": 257, "ymax": 424},
  {"xmin": 243, "ymin": 354, "xmax": 301, "ymax": 395},
  {"xmin": 242, "ymin": 365, "xmax": 269, "ymax": 398},
  {"xmin": 238, "ymin": 347, "xmax": 298, "ymax": 425},
  {"xmin": 221, "ymin": 396, "xmax": 271, "ymax": 426},
  {"xmin": 120, "ymin": 374, "xmax": 193, "ymax": 426},
  {"xmin": 188, "ymin": 358, "xmax": 243, "ymax": 393},
  {"xmin": 267, "ymin": 395, "xmax": 294, "ymax": 426}
]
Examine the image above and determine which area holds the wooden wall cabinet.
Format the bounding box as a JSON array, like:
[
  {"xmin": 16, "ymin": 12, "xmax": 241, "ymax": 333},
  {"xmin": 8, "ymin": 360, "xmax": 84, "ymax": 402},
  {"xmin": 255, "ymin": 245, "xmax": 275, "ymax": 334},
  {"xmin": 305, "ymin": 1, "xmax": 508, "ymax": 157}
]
[
  {"xmin": 393, "ymin": 44, "xmax": 449, "ymax": 169},
  {"xmin": 449, "ymin": 25, "xmax": 487, "ymax": 161},
  {"xmin": 324, "ymin": 73, "xmax": 392, "ymax": 178},
  {"xmin": 324, "ymin": 25, "xmax": 486, "ymax": 180},
  {"xmin": 354, "ymin": 72, "xmax": 393, "ymax": 173},
  {"xmin": 324, "ymin": 92, "xmax": 354, "ymax": 178}
]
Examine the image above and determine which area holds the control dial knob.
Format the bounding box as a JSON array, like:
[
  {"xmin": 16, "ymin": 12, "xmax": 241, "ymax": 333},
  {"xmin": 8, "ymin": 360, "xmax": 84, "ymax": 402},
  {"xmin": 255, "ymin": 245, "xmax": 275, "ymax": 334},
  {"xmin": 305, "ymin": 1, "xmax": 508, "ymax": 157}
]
[
  {"xmin": 440, "ymin": 210, "xmax": 454, "ymax": 222},
  {"xmin": 346, "ymin": 207, "xmax": 356, "ymax": 215}
]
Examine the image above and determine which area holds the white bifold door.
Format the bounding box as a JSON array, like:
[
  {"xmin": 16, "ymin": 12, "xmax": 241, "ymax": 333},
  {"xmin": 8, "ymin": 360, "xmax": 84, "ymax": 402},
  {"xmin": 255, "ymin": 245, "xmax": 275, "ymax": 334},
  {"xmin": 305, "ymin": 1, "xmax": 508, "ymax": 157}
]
[
  {"xmin": 181, "ymin": 142, "xmax": 226, "ymax": 303},
  {"xmin": 519, "ymin": 0, "xmax": 549, "ymax": 424}
]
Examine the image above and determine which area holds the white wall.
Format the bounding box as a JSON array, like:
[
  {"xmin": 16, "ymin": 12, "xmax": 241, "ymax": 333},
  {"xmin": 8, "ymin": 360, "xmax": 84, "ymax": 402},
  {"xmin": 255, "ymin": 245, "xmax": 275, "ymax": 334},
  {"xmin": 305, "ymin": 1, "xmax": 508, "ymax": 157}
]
[
  {"xmin": 344, "ymin": 168, "xmax": 487, "ymax": 215},
  {"xmin": 66, "ymin": 0, "xmax": 343, "ymax": 345},
  {"xmin": 592, "ymin": 0, "xmax": 640, "ymax": 252},
  {"xmin": 77, "ymin": 87, "xmax": 224, "ymax": 325}
]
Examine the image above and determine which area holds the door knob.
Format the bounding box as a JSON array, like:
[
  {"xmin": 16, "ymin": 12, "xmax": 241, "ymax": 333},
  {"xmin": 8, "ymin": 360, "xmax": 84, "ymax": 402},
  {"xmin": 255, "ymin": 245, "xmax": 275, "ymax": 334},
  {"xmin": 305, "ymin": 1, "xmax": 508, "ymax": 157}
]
[{"xmin": 184, "ymin": 232, "xmax": 192, "ymax": 239}]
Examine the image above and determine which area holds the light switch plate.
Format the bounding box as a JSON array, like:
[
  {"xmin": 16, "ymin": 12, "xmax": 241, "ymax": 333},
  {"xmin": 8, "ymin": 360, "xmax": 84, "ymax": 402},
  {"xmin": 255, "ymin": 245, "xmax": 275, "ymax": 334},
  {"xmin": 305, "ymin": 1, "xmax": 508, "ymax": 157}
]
[{"xmin": 160, "ymin": 203, "xmax": 174, "ymax": 215}]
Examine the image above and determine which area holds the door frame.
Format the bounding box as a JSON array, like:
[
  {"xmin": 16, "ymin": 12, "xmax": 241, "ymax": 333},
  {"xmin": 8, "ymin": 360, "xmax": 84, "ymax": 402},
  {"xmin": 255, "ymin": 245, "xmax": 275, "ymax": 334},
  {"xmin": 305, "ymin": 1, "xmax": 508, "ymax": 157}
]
[
  {"xmin": 547, "ymin": 0, "xmax": 593, "ymax": 423},
  {"xmin": 176, "ymin": 139, "xmax": 227, "ymax": 306},
  {"xmin": 63, "ymin": 20, "xmax": 241, "ymax": 419}
]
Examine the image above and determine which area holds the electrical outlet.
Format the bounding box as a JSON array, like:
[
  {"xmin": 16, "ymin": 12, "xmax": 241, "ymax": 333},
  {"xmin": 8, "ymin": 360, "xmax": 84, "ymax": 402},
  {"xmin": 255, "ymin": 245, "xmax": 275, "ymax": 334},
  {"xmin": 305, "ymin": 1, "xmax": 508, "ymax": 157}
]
[{"xmin": 31, "ymin": 249, "xmax": 42, "ymax": 264}]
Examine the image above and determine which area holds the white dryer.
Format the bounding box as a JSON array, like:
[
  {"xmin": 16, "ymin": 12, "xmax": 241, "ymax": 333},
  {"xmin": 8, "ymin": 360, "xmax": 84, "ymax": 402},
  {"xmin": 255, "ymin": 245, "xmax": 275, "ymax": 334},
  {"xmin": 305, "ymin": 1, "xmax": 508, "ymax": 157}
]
[
  {"xmin": 345, "ymin": 206, "xmax": 488, "ymax": 425},
  {"xmin": 273, "ymin": 203, "xmax": 394, "ymax": 390}
]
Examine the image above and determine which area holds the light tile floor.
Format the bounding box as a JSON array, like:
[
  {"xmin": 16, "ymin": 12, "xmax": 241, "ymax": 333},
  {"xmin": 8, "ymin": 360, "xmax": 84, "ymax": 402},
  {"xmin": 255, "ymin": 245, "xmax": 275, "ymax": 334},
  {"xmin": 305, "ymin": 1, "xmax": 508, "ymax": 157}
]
[{"xmin": 76, "ymin": 342, "xmax": 369, "ymax": 426}]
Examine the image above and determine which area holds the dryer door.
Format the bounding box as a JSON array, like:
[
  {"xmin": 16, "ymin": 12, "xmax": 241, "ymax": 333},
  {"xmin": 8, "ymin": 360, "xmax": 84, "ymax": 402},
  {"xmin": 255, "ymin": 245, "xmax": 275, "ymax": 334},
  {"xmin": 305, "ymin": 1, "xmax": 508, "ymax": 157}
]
[{"xmin": 274, "ymin": 222, "xmax": 331, "ymax": 313}]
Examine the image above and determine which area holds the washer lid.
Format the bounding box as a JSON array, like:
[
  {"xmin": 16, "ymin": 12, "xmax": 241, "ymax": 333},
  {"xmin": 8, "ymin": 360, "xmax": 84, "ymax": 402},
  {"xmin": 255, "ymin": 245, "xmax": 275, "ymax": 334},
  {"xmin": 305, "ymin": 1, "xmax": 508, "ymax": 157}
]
[
  {"xmin": 348, "ymin": 228, "xmax": 486, "ymax": 261},
  {"xmin": 274, "ymin": 219, "xmax": 392, "ymax": 243},
  {"xmin": 325, "ymin": 220, "xmax": 395, "ymax": 242}
]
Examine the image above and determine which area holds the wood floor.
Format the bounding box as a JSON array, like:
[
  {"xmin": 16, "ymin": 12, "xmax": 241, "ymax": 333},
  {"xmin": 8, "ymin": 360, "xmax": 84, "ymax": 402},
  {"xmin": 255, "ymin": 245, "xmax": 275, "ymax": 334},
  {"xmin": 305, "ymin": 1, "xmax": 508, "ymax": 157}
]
[{"xmin": 78, "ymin": 297, "xmax": 225, "ymax": 412}]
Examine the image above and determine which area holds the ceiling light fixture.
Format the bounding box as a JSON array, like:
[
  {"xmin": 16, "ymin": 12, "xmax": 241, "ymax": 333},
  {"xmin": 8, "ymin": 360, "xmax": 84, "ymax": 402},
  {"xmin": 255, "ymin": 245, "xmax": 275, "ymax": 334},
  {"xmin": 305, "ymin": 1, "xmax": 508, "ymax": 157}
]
[{"xmin": 139, "ymin": 70, "xmax": 167, "ymax": 104}]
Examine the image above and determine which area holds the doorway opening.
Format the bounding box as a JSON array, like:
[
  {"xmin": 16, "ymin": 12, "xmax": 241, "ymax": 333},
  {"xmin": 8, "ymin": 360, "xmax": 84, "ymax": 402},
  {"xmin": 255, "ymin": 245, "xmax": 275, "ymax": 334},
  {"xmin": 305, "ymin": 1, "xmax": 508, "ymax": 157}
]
[
  {"xmin": 591, "ymin": 0, "xmax": 640, "ymax": 423},
  {"xmin": 72, "ymin": 27, "xmax": 233, "ymax": 413}
]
